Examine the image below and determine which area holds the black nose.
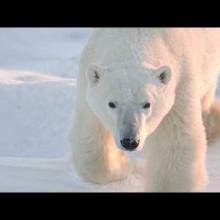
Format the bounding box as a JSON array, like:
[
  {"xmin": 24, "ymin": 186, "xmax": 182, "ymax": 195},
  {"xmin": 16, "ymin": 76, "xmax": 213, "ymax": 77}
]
[{"xmin": 120, "ymin": 138, "xmax": 140, "ymax": 151}]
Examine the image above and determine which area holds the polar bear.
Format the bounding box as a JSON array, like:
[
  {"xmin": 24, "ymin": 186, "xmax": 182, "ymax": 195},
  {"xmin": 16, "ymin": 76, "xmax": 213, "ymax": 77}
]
[{"xmin": 68, "ymin": 28, "xmax": 220, "ymax": 192}]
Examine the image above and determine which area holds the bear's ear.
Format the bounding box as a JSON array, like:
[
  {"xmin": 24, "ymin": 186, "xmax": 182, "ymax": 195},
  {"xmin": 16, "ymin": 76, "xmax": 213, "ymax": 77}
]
[
  {"xmin": 87, "ymin": 65, "xmax": 103, "ymax": 86},
  {"xmin": 155, "ymin": 66, "xmax": 171, "ymax": 85}
]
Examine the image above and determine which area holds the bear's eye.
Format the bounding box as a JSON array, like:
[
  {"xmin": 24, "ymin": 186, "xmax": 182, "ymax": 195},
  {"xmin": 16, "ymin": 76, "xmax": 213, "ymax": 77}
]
[
  {"xmin": 143, "ymin": 102, "xmax": 151, "ymax": 109},
  {"xmin": 108, "ymin": 102, "xmax": 117, "ymax": 109}
]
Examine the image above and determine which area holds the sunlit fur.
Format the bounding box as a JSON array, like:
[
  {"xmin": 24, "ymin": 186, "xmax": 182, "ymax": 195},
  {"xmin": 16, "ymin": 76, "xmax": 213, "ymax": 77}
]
[{"xmin": 68, "ymin": 28, "xmax": 220, "ymax": 191}]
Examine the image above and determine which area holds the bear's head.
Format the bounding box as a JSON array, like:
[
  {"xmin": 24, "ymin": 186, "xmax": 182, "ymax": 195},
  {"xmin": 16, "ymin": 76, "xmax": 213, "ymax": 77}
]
[{"xmin": 86, "ymin": 64, "xmax": 175, "ymax": 151}]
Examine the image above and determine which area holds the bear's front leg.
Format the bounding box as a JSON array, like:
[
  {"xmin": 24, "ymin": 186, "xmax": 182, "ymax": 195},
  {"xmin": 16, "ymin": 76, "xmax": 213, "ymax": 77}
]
[
  {"xmin": 68, "ymin": 107, "xmax": 138, "ymax": 184},
  {"xmin": 144, "ymin": 99, "xmax": 208, "ymax": 192}
]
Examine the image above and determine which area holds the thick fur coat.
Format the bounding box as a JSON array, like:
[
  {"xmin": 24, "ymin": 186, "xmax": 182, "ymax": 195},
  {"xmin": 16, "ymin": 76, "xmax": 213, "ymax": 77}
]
[{"xmin": 68, "ymin": 28, "xmax": 220, "ymax": 192}]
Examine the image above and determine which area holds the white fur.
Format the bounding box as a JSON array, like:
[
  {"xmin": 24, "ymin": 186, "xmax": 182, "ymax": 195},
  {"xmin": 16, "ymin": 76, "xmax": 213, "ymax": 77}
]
[{"xmin": 68, "ymin": 28, "xmax": 220, "ymax": 191}]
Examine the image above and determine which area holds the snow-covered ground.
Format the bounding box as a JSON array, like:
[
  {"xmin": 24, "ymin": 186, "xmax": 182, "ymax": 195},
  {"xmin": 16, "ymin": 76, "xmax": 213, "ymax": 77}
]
[{"xmin": 0, "ymin": 28, "xmax": 219, "ymax": 192}]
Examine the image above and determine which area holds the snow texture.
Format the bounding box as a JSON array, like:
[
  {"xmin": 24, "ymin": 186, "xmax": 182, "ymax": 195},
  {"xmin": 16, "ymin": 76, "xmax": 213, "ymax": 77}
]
[{"xmin": 0, "ymin": 28, "xmax": 219, "ymax": 192}]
